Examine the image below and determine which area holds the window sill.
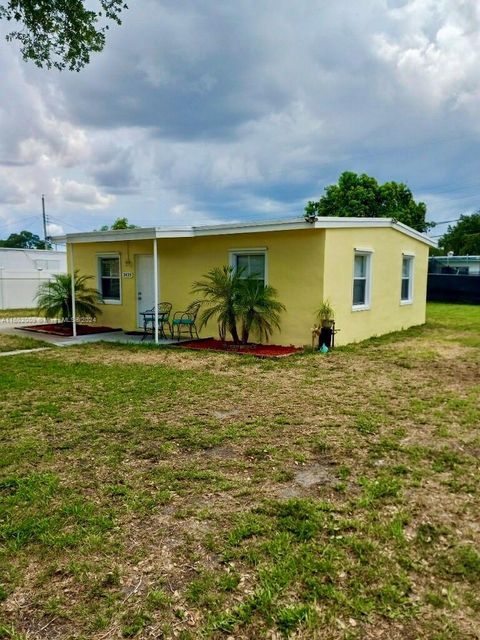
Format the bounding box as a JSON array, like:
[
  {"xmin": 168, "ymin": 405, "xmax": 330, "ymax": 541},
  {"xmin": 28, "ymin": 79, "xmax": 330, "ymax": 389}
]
[
  {"xmin": 352, "ymin": 304, "xmax": 370, "ymax": 312},
  {"xmin": 102, "ymin": 299, "xmax": 122, "ymax": 305},
  {"xmin": 400, "ymin": 299, "xmax": 413, "ymax": 306}
]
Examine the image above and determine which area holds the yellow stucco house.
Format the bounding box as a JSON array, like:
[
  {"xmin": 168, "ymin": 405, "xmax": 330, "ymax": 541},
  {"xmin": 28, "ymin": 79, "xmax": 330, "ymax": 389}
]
[{"xmin": 59, "ymin": 216, "xmax": 436, "ymax": 347}]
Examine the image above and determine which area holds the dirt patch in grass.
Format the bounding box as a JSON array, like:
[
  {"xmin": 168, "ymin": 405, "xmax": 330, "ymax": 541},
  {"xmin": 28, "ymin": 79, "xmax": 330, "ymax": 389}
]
[
  {"xmin": 50, "ymin": 342, "xmax": 248, "ymax": 374},
  {"xmin": 276, "ymin": 463, "xmax": 339, "ymax": 499}
]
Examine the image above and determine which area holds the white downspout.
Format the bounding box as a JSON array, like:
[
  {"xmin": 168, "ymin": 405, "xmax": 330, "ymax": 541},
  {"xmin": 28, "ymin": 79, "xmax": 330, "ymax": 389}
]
[
  {"xmin": 70, "ymin": 243, "xmax": 77, "ymax": 337},
  {"xmin": 153, "ymin": 238, "xmax": 159, "ymax": 344}
]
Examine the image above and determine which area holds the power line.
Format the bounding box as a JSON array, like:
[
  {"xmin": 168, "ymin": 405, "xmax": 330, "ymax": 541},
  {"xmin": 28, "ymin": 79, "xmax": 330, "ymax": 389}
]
[
  {"xmin": 430, "ymin": 218, "xmax": 461, "ymax": 226},
  {"xmin": 47, "ymin": 215, "xmax": 83, "ymax": 232},
  {"xmin": 0, "ymin": 215, "xmax": 39, "ymax": 233}
]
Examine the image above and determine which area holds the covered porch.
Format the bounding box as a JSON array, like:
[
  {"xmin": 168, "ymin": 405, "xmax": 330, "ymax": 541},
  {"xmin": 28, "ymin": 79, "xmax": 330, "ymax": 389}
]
[{"xmin": 67, "ymin": 231, "xmax": 200, "ymax": 345}]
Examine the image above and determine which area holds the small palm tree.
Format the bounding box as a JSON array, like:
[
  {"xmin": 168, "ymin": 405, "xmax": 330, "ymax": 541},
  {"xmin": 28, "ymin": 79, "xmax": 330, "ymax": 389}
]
[
  {"xmin": 36, "ymin": 271, "xmax": 102, "ymax": 324},
  {"xmin": 236, "ymin": 279, "xmax": 286, "ymax": 344},
  {"xmin": 192, "ymin": 266, "xmax": 242, "ymax": 343}
]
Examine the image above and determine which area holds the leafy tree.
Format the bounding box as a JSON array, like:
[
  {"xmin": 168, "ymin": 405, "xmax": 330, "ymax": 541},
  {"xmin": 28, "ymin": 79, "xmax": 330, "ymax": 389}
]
[
  {"xmin": 0, "ymin": 0, "xmax": 127, "ymax": 71},
  {"xmin": 236, "ymin": 279, "xmax": 286, "ymax": 344},
  {"xmin": 36, "ymin": 271, "xmax": 102, "ymax": 323},
  {"xmin": 0, "ymin": 230, "xmax": 50, "ymax": 249},
  {"xmin": 192, "ymin": 266, "xmax": 242, "ymax": 344},
  {"xmin": 305, "ymin": 171, "xmax": 432, "ymax": 233},
  {"xmin": 99, "ymin": 217, "xmax": 138, "ymax": 231},
  {"xmin": 111, "ymin": 217, "xmax": 137, "ymax": 230},
  {"xmin": 439, "ymin": 213, "xmax": 480, "ymax": 255}
]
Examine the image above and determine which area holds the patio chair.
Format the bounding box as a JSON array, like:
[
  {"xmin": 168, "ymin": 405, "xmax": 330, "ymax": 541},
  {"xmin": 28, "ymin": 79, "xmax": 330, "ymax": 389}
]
[
  {"xmin": 141, "ymin": 302, "xmax": 172, "ymax": 340},
  {"xmin": 171, "ymin": 302, "xmax": 201, "ymax": 341}
]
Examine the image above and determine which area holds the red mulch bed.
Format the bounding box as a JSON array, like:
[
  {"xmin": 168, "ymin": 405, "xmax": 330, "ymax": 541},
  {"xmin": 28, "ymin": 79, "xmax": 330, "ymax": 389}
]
[
  {"xmin": 176, "ymin": 338, "xmax": 303, "ymax": 358},
  {"xmin": 19, "ymin": 324, "xmax": 121, "ymax": 337}
]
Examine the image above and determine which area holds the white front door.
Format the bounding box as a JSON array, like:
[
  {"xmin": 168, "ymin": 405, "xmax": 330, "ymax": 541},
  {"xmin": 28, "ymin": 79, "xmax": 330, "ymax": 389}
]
[{"xmin": 136, "ymin": 255, "xmax": 155, "ymax": 328}]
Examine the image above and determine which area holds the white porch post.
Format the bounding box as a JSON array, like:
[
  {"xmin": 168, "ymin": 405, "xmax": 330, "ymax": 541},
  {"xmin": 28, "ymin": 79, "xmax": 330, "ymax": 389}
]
[
  {"xmin": 70, "ymin": 243, "xmax": 77, "ymax": 337},
  {"xmin": 153, "ymin": 238, "xmax": 159, "ymax": 344}
]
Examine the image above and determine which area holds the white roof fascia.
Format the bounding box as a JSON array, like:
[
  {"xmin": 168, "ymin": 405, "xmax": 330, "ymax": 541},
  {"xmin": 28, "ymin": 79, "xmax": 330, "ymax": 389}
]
[
  {"xmin": 54, "ymin": 219, "xmax": 311, "ymax": 243},
  {"xmin": 313, "ymin": 216, "xmax": 392, "ymax": 228},
  {"xmin": 312, "ymin": 217, "xmax": 437, "ymax": 247},
  {"xmin": 52, "ymin": 227, "xmax": 158, "ymax": 244},
  {"xmin": 188, "ymin": 218, "xmax": 310, "ymax": 237},
  {"xmin": 0, "ymin": 247, "xmax": 66, "ymax": 254},
  {"xmin": 390, "ymin": 220, "xmax": 438, "ymax": 247},
  {"xmin": 54, "ymin": 216, "xmax": 437, "ymax": 247}
]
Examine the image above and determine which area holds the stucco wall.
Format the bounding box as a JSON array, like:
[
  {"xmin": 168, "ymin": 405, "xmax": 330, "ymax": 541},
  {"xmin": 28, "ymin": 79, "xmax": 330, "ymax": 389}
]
[
  {"xmin": 69, "ymin": 226, "xmax": 429, "ymax": 346},
  {"xmin": 69, "ymin": 229, "xmax": 325, "ymax": 345},
  {"xmin": 68, "ymin": 240, "xmax": 150, "ymax": 328},
  {"xmin": 322, "ymin": 227, "xmax": 429, "ymax": 345}
]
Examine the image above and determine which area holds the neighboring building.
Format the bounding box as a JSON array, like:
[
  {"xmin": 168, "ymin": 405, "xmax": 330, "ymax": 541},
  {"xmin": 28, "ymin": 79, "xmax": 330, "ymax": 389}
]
[
  {"xmin": 428, "ymin": 255, "xmax": 480, "ymax": 304},
  {"xmin": 428, "ymin": 255, "xmax": 480, "ymax": 276},
  {"xmin": 0, "ymin": 248, "xmax": 67, "ymax": 309},
  {"xmin": 56, "ymin": 217, "xmax": 435, "ymax": 346}
]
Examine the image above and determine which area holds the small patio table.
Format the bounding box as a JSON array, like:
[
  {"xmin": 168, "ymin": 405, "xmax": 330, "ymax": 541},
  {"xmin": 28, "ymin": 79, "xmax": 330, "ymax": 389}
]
[{"xmin": 140, "ymin": 310, "xmax": 170, "ymax": 341}]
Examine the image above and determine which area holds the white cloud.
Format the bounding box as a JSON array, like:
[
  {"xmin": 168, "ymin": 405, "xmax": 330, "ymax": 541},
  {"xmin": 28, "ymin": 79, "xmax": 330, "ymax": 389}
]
[
  {"xmin": 374, "ymin": 1, "xmax": 480, "ymax": 110},
  {"xmin": 46, "ymin": 222, "xmax": 64, "ymax": 236},
  {"xmin": 0, "ymin": 174, "xmax": 28, "ymax": 205},
  {"xmin": 52, "ymin": 179, "xmax": 115, "ymax": 209},
  {"xmin": 1, "ymin": 0, "xmax": 480, "ymax": 234}
]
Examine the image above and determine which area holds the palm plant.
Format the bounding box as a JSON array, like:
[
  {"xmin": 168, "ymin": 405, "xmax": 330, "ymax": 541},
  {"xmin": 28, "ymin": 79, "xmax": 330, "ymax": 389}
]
[
  {"xmin": 236, "ymin": 279, "xmax": 286, "ymax": 344},
  {"xmin": 193, "ymin": 266, "xmax": 286, "ymax": 345},
  {"xmin": 36, "ymin": 271, "xmax": 102, "ymax": 324},
  {"xmin": 192, "ymin": 266, "xmax": 242, "ymax": 343},
  {"xmin": 317, "ymin": 300, "xmax": 334, "ymax": 328}
]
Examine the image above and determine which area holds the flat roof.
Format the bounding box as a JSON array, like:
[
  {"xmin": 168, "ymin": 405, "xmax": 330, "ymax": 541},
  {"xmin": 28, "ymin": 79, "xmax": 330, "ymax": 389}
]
[
  {"xmin": 429, "ymin": 255, "xmax": 480, "ymax": 261},
  {"xmin": 0, "ymin": 247, "xmax": 66, "ymax": 254},
  {"xmin": 53, "ymin": 216, "xmax": 437, "ymax": 247}
]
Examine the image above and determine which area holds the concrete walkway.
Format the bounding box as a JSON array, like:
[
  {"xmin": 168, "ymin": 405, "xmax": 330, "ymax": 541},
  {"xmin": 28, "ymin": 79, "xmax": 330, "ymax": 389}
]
[
  {"xmin": 0, "ymin": 347, "xmax": 50, "ymax": 357},
  {"xmin": 0, "ymin": 323, "xmax": 181, "ymax": 348}
]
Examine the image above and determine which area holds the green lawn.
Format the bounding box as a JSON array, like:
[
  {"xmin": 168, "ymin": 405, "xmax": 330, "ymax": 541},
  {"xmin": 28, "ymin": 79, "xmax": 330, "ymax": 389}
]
[
  {"xmin": 0, "ymin": 308, "xmax": 43, "ymax": 319},
  {"xmin": 0, "ymin": 334, "xmax": 49, "ymax": 353},
  {"xmin": 0, "ymin": 303, "xmax": 479, "ymax": 639}
]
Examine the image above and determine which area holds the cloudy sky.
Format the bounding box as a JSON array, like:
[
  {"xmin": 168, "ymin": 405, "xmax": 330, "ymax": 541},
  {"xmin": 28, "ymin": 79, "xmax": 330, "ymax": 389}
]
[{"xmin": 1, "ymin": 0, "xmax": 480, "ymax": 240}]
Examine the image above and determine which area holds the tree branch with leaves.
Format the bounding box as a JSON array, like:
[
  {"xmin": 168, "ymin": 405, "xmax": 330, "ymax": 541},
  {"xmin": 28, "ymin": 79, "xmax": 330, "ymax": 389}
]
[
  {"xmin": 439, "ymin": 213, "xmax": 480, "ymax": 255},
  {"xmin": 305, "ymin": 171, "xmax": 433, "ymax": 233},
  {"xmin": 0, "ymin": 0, "xmax": 127, "ymax": 71}
]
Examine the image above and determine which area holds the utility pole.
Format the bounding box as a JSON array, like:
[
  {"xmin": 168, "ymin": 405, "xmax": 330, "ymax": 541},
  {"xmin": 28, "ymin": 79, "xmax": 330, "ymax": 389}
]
[{"xmin": 41, "ymin": 194, "xmax": 48, "ymax": 248}]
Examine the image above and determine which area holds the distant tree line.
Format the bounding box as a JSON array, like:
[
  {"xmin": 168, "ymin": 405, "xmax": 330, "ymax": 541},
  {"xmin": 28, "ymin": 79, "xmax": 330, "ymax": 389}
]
[
  {"xmin": 0, "ymin": 230, "xmax": 50, "ymax": 249},
  {"xmin": 437, "ymin": 213, "xmax": 480, "ymax": 256}
]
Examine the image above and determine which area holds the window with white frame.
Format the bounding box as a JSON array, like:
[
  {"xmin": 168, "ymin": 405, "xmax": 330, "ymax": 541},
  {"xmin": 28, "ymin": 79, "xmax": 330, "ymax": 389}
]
[
  {"xmin": 230, "ymin": 250, "xmax": 266, "ymax": 286},
  {"xmin": 401, "ymin": 255, "xmax": 414, "ymax": 303},
  {"xmin": 352, "ymin": 251, "xmax": 372, "ymax": 309},
  {"xmin": 98, "ymin": 255, "xmax": 121, "ymax": 302}
]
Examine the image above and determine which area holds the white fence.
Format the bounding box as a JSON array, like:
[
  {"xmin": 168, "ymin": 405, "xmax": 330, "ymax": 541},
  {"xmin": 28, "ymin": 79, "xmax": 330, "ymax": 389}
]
[{"xmin": 0, "ymin": 276, "xmax": 53, "ymax": 310}]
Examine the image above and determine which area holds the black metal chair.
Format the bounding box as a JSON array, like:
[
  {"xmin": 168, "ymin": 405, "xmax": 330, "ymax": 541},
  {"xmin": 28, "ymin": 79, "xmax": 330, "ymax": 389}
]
[
  {"xmin": 171, "ymin": 302, "xmax": 201, "ymax": 341},
  {"xmin": 141, "ymin": 302, "xmax": 172, "ymax": 340}
]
